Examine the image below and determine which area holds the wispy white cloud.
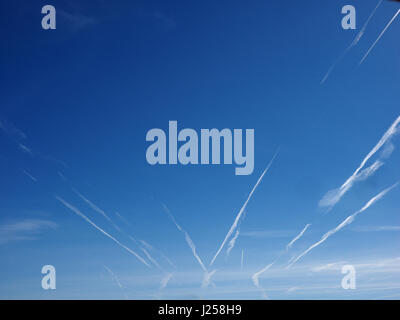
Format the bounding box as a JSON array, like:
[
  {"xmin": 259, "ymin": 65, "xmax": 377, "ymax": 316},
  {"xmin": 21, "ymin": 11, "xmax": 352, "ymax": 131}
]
[
  {"xmin": 210, "ymin": 151, "xmax": 279, "ymax": 266},
  {"xmin": 0, "ymin": 219, "xmax": 57, "ymax": 244},
  {"xmin": 226, "ymin": 229, "xmax": 240, "ymax": 257},
  {"xmin": 291, "ymin": 182, "xmax": 399, "ymax": 267},
  {"xmin": 360, "ymin": 9, "xmax": 400, "ymax": 64},
  {"xmin": 319, "ymin": 116, "xmax": 400, "ymax": 209},
  {"xmin": 56, "ymin": 196, "xmax": 150, "ymax": 267}
]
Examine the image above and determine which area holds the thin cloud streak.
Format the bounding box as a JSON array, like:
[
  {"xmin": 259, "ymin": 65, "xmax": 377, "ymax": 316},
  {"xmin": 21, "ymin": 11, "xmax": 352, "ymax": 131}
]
[
  {"xmin": 360, "ymin": 9, "xmax": 400, "ymax": 64},
  {"xmin": 290, "ymin": 182, "xmax": 399, "ymax": 267},
  {"xmin": 56, "ymin": 196, "xmax": 150, "ymax": 267},
  {"xmin": 210, "ymin": 151, "xmax": 279, "ymax": 266}
]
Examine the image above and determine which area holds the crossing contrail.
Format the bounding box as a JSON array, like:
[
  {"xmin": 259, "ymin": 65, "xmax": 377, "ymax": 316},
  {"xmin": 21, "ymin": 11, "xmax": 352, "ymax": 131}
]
[
  {"xmin": 360, "ymin": 9, "xmax": 400, "ymax": 64},
  {"xmin": 56, "ymin": 196, "xmax": 150, "ymax": 267},
  {"xmin": 210, "ymin": 151, "xmax": 279, "ymax": 266}
]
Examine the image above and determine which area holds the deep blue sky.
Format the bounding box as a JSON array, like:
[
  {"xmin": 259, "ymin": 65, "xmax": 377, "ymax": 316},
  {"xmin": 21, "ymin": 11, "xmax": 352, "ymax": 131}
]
[{"xmin": 1, "ymin": 0, "xmax": 399, "ymax": 299}]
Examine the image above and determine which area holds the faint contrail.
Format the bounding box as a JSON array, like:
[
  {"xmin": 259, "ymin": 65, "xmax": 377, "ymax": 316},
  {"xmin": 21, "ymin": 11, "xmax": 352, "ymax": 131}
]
[
  {"xmin": 56, "ymin": 196, "xmax": 150, "ymax": 267},
  {"xmin": 72, "ymin": 189, "xmax": 113, "ymax": 222},
  {"xmin": 104, "ymin": 265, "xmax": 128, "ymax": 299},
  {"xmin": 286, "ymin": 224, "xmax": 311, "ymax": 251},
  {"xmin": 160, "ymin": 273, "xmax": 173, "ymax": 290},
  {"xmin": 319, "ymin": 116, "xmax": 400, "ymax": 209},
  {"xmin": 23, "ymin": 170, "xmax": 37, "ymax": 182},
  {"xmin": 140, "ymin": 239, "xmax": 176, "ymax": 268},
  {"xmin": 290, "ymin": 182, "xmax": 399, "ymax": 267},
  {"xmin": 321, "ymin": 0, "xmax": 383, "ymax": 83},
  {"xmin": 210, "ymin": 151, "xmax": 279, "ymax": 266},
  {"xmin": 360, "ymin": 9, "xmax": 400, "ymax": 64},
  {"xmin": 140, "ymin": 246, "xmax": 164, "ymax": 271}
]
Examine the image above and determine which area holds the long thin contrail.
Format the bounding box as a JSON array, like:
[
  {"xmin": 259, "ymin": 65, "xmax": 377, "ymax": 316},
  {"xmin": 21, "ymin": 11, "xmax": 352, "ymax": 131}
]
[
  {"xmin": 140, "ymin": 239, "xmax": 176, "ymax": 269},
  {"xmin": 321, "ymin": 0, "xmax": 383, "ymax": 83},
  {"xmin": 290, "ymin": 182, "xmax": 399, "ymax": 267},
  {"xmin": 286, "ymin": 224, "xmax": 311, "ymax": 251},
  {"xmin": 319, "ymin": 116, "xmax": 400, "ymax": 208},
  {"xmin": 360, "ymin": 9, "xmax": 400, "ymax": 64},
  {"xmin": 56, "ymin": 196, "xmax": 150, "ymax": 267},
  {"xmin": 210, "ymin": 151, "xmax": 279, "ymax": 266}
]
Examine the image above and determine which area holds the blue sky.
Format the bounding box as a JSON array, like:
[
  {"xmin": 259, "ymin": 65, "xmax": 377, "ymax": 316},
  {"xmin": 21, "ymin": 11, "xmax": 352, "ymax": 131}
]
[{"xmin": 1, "ymin": 0, "xmax": 400, "ymax": 299}]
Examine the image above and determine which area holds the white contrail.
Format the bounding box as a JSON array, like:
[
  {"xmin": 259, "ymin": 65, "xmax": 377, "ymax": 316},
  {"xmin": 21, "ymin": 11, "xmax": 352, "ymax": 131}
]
[
  {"xmin": 252, "ymin": 262, "xmax": 274, "ymax": 289},
  {"xmin": 23, "ymin": 170, "xmax": 37, "ymax": 182},
  {"xmin": 290, "ymin": 182, "xmax": 399, "ymax": 267},
  {"xmin": 360, "ymin": 9, "xmax": 400, "ymax": 64},
  {"xmin": 210, "ymin": 151, "xmax": 279, "ymax": 266},
  {"xmin": 56, "ymin": 196, "xmax": 150, "ymax": 267},
  {"xmin": 321, "ymin": 0, "xmax": 383, "ymax": 83},
  {"xmin": 160, "ymin": 273, "xmax": 173, "ymax": 290},
  {"xmin": 104, "ymin": 265, "xmax": 128, "ymax": 299},
  {"xmin": 319, "ymin": 116, "xmax": 400, "ymax": 209},
  {"xmin": 226, "ymin": 229, "xmax": 240, "ymax": 256},
  {"xmin": 286, "ymin": 224, "xmax": 311, "ymax": 251}
]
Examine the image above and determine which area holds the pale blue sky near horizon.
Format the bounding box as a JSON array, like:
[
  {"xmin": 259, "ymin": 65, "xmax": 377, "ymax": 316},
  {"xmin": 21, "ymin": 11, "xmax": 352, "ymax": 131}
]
[{"xmin": 1, "ymin": 0, "xmax": 400, "ymax": 299}]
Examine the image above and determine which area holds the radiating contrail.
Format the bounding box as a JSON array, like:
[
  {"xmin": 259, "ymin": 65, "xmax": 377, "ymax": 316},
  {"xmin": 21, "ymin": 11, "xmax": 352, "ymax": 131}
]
[
  {"xmin": 140, "ymin": 246, "xmax": 164, "ymax": 271},
  {"xmin": 321, "ymin": 0, "xmax": 383, "ymax": 83},
  {"xmin": 360, "ymin": 9, "xmax": 400, "ymax": 64},
  {"xmin": 72, "ymin": 189, "xmax": 112, "ymax": 222},
  {"xmin": 319, "ymin": 116, "xmax": 400, "ymax": 209},
  {"xmin": 210, "ymin": 151, "xmax": 279, "ymax": 266},
  {"xmin": 286, "ymin": 224, "xmax": 311, "ymax": 251},
  {"xmin": 140, "ymin": 239, "xmax": 176, "ymax": 268},
  {"xmin": 290, "ymin": 182, "xmax": 399, "ymax": 267},
  {"xmin": 56, "ymin": 196, "xmax": 150, "ymax": 267}
]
